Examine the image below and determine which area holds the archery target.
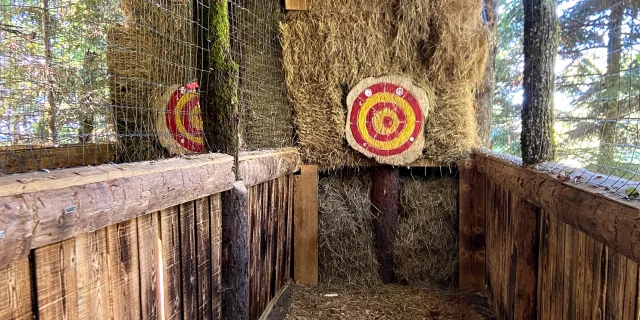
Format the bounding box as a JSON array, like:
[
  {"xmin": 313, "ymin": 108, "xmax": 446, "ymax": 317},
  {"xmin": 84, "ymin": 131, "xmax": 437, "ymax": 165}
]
[
  {"xmin": 155, "ymin": 83, "xmax": 204, "ymax": 155},
  {"xmin": 345, "ymin": 76, "xmax": 429, "ymax": 165}
]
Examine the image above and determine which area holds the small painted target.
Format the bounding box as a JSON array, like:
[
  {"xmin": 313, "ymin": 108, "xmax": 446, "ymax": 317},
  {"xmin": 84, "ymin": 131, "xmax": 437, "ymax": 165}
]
[
  {"xmin": 345, "ymin": 76, "xmax": 430, "ymax": 165},
  {"xmin": 155, "ymin": 82, "xmax": 204, "ymax": 155}
]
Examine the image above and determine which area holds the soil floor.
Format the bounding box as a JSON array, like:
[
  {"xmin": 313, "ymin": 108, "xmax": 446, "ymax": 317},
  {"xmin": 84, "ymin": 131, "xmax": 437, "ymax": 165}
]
[{"xmin": 268, "ymin": 284, "xmax": 494, "ymax": 320}]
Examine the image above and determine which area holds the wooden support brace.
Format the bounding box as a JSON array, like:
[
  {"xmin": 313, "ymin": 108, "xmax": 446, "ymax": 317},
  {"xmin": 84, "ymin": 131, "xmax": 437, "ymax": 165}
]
[
  {"xmin": 293, "ymin": 165, "xmax": 318, "ymax": 286},
  {"xmin": 459, "ymin": 160, "xmax": 486, "ymax": 291},
  {"xmin": 222, "ymin": 180, "xmax": 250, "ymax": 320},
  {"xmin": 370, "ymin": 166, "xmax": 400, "ymax": 284}
]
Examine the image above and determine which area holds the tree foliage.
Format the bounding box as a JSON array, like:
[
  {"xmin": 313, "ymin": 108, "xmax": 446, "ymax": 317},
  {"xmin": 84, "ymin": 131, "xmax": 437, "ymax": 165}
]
[{"xmin": 0, "ymin": 0, "xmax": 122, "ymax": 145}]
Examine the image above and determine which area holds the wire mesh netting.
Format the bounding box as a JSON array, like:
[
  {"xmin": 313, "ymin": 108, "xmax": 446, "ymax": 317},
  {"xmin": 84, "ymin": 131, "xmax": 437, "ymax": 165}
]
[
  {"xmin": 493, "ymin": 0, "xmax": 640, "ymax": 198},
  {"xmin": 229, "ymin": 0, "xmax": 294, "ymax": 151},
  {"xmin": 0, "ymin": 0, "xmax": 207, "ymax": 173},
  {"xmin": 0, "ymin": 0, "xmax": 293, "ymax": 175}
]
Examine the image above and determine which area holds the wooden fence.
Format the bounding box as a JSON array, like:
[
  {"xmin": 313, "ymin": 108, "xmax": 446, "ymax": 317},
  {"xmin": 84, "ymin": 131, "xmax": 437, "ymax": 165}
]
[
  {"xmin": 0, "ymin": 148, "xmax": 299, "ymax": 320},
  {"xmin": 461, "ymin": 151, "xmax": 640, "ymax": 319}
]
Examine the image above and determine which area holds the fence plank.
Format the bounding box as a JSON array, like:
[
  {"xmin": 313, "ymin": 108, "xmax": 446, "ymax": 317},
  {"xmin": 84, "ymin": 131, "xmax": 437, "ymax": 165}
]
[
  {"xmin": 107, "ymin": 219, "xmax": 141, "ymax": 320},
  {"xmin": 195, "ymin": 197, "xmax": 212, "ymax": 320},
  {"xmin": 76, "ymin": 229, "xmax": 111, "ymax": 319},
  {"xmin": 35, "ymin": 239, "xmax": 78, "ymax": 320},
  {"xmin": 180, "ymin": 201, "xmax": 198, "ymax": 320},
  {"xmin": 160, "ymin": 206, "xmax": 182, "ymax": 320},
  {"xmin": 293, "ymin": 165, "xmax": 318, "ymax": 286},
  {"xmin": 137, "ymin": 212, "xmax": 160, "ymax": 320},
  {"xmin": 0, "ymin": 258, "xmax": 32, "ymax": 320},
  {"xmin": 211, "ymin": 194, "xmax": 223, "ymax": 320}
]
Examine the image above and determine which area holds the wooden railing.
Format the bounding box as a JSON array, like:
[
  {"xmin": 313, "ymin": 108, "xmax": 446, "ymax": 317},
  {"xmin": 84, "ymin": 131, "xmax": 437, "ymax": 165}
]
[
  {"xmin": 460, "ymin": 150, "xmax": 640, "ymax": 319},
  {"xmin": 0, "ymin": 148, "xmax": 299, "ymax": 320}
]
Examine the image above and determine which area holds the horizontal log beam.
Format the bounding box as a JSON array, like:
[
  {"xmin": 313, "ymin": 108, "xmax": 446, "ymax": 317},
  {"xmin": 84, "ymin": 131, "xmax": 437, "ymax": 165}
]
[
  {"xmin": 1, "ymin": 143, "xmax": 114, "ymax": 175},
  {"xmin": 0, "ymin": 153, "xmax": 235, "ymax": 268},
  {"xmin": 475, "ymin": 150, "xmax": 640, "ymax": 264},
  {"xmin": 237, "ymin": 148, "xmax": 300, "ymax": 187}
]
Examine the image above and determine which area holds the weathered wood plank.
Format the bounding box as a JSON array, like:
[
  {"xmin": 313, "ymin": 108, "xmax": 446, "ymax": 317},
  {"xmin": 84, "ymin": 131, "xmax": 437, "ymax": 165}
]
[
  {"xmin": 459, "ymin": 160, "xmax": 474, "ymax": 291},
  {"xmin": 0, "ymin": 153, "xmax": 234, "ymax": 268},
  {"xmin": 75, "ymin": 229, "xmax": 111, "ymax": 319},
  {"xmin": 293, "ymin": 165, "xmax": 318, "ymax": 286},
  {"xmin": 222, "ymin": 181, "xmax": 250, "ymax": 320},
  {"xmin": 622, "ymin": 258, "xmax": 639, "ymax": 320},
  {"xmin": 537, "ymin": 211, "xmax": 552, "ymax": 320},
  {"xmin": 475, "ymin": 151, "xmax": 640, "ymax": 264},
  {"xmin": 0, "ymin": 258, "xmax": 32, "ymax": 320},
  {"xmin": 286, "ymin": 174, "xmax": 294, "ymax": 282},
  {"xmin": 35, "ymin": 239, "xmax": 78, "ymax": 320},
  {"xmin": 180, "ymin": 201, "xmax": 198, "ymax": 320},
  {"xmin": 606, "ymin": 250, "xmax": 627, "ymax": 319},
  {"xmin": 284, "ymin": 0, "xmax": 307, "ymax": 10},
  {"xmin": 160, "ymin": 206, "xmax": 182, "ymax": 320},
  {"xmin": 195, "ymin": 197, "xmax": 212, "ymax": 320},
  {"xmin": 137, "ymin": 212, "xmax": 160, "ymax": 320},
  {"xmin": 1, "ymin": 143, "xmax": 114, "ymax": 175},
  {"xmin": 107, "ymin": 220, "xmax": 141, "ymax": 320},
  {"xmin": 237, "ymin": 148, "xmax": 300, "ymax": 187},
  {"xmin": 210, "ymin": 194, "xmax": 223, "ymax": 320}
]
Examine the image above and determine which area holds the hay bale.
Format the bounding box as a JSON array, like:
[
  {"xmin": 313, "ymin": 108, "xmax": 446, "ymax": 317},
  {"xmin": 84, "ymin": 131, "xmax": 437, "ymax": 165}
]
[
  {"xmin": 318, "ymin": 172, "xmax": 381, "ymax": 287},
  {"xmin": 396, "ymin": 175, "xmax": 459, "ymax": 287},
  {"xmin": 282, "ymin": 0, "xmax": 488, "ymax": 169}
]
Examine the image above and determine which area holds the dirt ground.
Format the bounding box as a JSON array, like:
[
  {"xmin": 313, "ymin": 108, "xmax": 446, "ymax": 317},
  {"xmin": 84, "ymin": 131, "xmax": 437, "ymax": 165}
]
[{"xmin": 268, "ymin": 285, "xmax": 494, "ymax": 320}]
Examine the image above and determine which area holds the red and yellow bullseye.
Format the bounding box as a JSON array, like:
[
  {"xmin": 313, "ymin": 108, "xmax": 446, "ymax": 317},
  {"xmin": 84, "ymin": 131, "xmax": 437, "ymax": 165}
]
[
  {"xmin": 349, "ymin": 83, "xmax": 424, "ymax": 157},
  {"xmin": 156, "ymin": 83, "xmax": 205, "ymax": 154}
]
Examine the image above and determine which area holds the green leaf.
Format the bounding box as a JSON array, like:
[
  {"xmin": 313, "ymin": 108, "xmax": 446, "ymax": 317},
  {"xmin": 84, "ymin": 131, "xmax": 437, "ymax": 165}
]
[{"xmin": 625, "ymin": 187, "xmax": 639, "ymax": 198}]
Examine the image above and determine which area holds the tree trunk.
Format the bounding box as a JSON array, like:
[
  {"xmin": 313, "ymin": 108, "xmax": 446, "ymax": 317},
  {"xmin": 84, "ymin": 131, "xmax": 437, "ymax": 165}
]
[
  {"xmin": 41, "ymin": 0, "xmax": 57, "ymax": 144},
  {"xmin": 600, "ymin": 0, "xmax": 623, "ymax": 163},
  {"xmin": 370, "ymin": 166, "xmax": 399, "ymax": 284},
  {"xmin": 476, "ymin": 0, "xmax": 498, "ymax": 148},
  {"xmin": 221, "ymin": 181, "xmax": 250, "ymax": 320},
  {"xmin": 521, "ymin": 0, "xmax": 558, "ymax": 165}
]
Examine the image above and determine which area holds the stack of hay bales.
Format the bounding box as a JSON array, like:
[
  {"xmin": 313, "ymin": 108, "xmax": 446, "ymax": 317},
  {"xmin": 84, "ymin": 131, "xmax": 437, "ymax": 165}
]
[
  {"xmin": 107, "ymin": 0, "xmax": 196, "ymax": 161},
  {"xmin": 282, "ymin": 0, "xmax": 488, "ymax": 169},
  {"xmin": 318, "ymin": 171, "xmax": 459, "ymax": 288}
]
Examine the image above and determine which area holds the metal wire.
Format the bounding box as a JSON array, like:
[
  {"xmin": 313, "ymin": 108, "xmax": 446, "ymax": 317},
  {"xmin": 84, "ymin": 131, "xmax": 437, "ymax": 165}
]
[
  {"xmin": 228, "ymin": 0, "xmax": 293, "ymax": 151},
  {"xmin": 493, "ymin": 0, "xmax": 640, "ymax": 199}
]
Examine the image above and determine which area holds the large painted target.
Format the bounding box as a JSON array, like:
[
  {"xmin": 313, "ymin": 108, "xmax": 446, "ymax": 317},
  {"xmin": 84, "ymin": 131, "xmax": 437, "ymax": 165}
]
[
  {"xmin": 155, "ymin": 82, "xmax": 204, "ymax": 155},
  {"xmin": 346, "ymin": 75, "xmax": 430, "ymax": 165}
]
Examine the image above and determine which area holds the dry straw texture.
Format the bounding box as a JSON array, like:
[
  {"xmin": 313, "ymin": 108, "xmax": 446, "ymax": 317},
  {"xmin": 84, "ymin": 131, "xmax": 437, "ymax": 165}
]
[
  {"xmin": 396, "ymin": 176, "xmax": 459, "ymax": 287},
  {"xmin": 284, "ymin": 285, "xmax": 493, "ymax": 319},
  {"xmin": 318, "ymin": 172, "xmax": 459, "ymax": 288},
  {"xmin": 106, "ymin": 0, "xmax": 196, "ymax": 161},
  {"xmin": 318, "ymin": 173, "xmax": 381, "ymax": 287},
  {"xmin": 282, "ymin": 0, "xmax": 488, "ymax": 169}
]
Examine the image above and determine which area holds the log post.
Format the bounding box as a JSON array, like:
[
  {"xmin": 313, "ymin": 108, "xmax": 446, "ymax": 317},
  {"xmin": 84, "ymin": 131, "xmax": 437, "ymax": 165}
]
[
  {"xmin": 221, "ymin": 181, "xmax": 249, "ymax": 319},
  {"xmin": 521, "ymin": 0, "xmax": 558, "ymax": 165},
  {"xmin": 370, "ymin": 166, "xmax": 400, "ymax": 284}
]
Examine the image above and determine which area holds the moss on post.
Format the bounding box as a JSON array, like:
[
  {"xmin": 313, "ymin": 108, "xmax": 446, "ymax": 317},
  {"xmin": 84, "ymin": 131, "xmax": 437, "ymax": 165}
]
[{"xmin": 202, "ymin": 0, "xmax": 239, "ymax": 155}]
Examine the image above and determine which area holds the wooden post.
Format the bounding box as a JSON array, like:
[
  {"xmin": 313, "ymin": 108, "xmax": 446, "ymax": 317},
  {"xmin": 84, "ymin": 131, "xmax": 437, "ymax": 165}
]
[
  {"xmin": 511, "ymin": 196, "xmax": 540, "ymax": 319},
  {"xmin": 222, "ymin": 181, "xmax": 250, "ymax": 320},
  {"xmin": 370, "ymin": 166, "xmax": 400, "ymax": 284},
  {"xmin": 293, "ymin": 165, "xmax": 319, "ymax": 286},
  {"xmin": 521, "ymin": 0, "xmax": 557, "ymax": 165},
  {"xmin": 459, "ymin": 160, "xmax": 486, "ymax": 291},
  {"xmin": 285, "ymin": 0, "xmax": 307, "ymax": 10}
]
